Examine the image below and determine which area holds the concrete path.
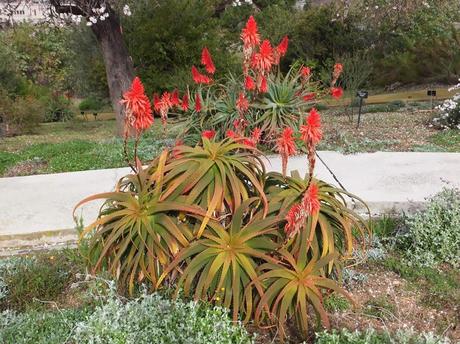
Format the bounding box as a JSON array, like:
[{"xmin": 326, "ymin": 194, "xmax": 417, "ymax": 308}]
[{"xmin": 1, "ymin": 151, "xmax": 459, "ymax": 250}]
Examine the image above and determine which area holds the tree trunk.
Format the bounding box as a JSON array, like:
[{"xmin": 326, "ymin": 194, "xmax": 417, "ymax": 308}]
[{"xmin": 91, "ymin": 8, "xmax": 134, "ymax": 136}]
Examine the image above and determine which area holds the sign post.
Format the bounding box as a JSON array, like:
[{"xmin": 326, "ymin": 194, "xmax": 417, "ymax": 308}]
[
  {"xmin": 427, "ymin": 89, "xmax": 436, "ymax": 110},
  {"xmin": 356, "ymin": 90, "xmax": 368, "ymax": 128}
]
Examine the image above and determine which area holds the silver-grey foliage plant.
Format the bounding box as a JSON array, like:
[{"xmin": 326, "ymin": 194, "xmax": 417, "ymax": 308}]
[{"xmin": 401, "ymin": 187, "xmax": 460, "ymax": 268}]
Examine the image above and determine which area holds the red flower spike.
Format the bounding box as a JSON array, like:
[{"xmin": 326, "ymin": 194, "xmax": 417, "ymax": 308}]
[
  {"xmin": 277, "ymin": 36, "xmax": 289, "ymax": 57},
  {"xmin": 202, "ymin": 130, "xmax": 215, "ymax": 140},
  {"xmin": 181, "ymin": 94, "xmax": 189, "ymax": 111},
  {"xmin": 276, "ymin": 127, "xmax": 297, "ymax": 177},
  {"xmin": 195, "ymin": 93, "xmax": 202, "ymax": 112},
  {"xmin": 120, "ymin": 77, "xmax": 153, "ymax": 132},
  {"xmin": 284, "ymin": 203, "xmax": 305, "ymax": 237},
  {"xmin": 153, "ymin": 93, "xmax": 161, "ymax": 113},
  {"xmin": 302, "ymin": 182, "xmax": 320, "ymax": 215},
  {"xmin": 241, "ymin": 15, "xmax": 260, "ymax": 48},
  {"xmin": 201, "ymin": 47, "xmax": 216, "ymax": 74},
  {"xmin": 159, "ymin": 91, "xmax": 173, "ymax": 125},
  {"xmin": 243, "ymin": 138, "xmax": 256, "ymax": 147},
  {"xmin": 236, "ymin": 92, "xmax": 249, "ymax": 114},
  {"xmin": 300, "ymin": 66, "xmax": 311, "ymax": 77},
  {"xmin": 302, "ymin": 93, "xmax": 316, "ymax": 102},
  {"xmin": 331, "ymin": 87, "xmax": 343, "ymax": 99},
  {"xmin": 284, "ymin": 182, "xmax": 321, "ymax": 237},
  {"xmin": 333, "ymin": 63, "xmax": 343, "ymax": 76},
  {"xmin": 258, "ymin": 75, "xmax": 268, "ymax": 93},
  {"xmin": 191, "ymin": 66, "xmax": 212, "ymax": 84},
  {"xmin": 244, "ymin": 76, "xmax": 256, "ymax": 91},
  {"xmin": 251, "ymin": 127, "xmax": 262, "ymax": 144},
  {"xmin": 226, "ymin": 130, "xmax": 237, "ymax": 139},
  {"xmin": 171, "ymin": 89, "xmax": 180, "ymax": 107},
  {"xmin": 251, "ymin": 40, "xmax": 274, "ymax": 72},
  {"xmin": 300, "ymin": 108, "xmax": 322, "ymax": 146}
]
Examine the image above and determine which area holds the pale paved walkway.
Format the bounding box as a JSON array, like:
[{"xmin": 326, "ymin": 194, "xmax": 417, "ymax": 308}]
[{"xmin": 0, "ymin": 152, "xmax": 459, "ymax": 238}]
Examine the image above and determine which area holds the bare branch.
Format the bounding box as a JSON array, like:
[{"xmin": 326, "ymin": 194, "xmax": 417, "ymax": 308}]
[{"xmin": 49, "ymin": 0, "xmax": 85, "ymax": 16}]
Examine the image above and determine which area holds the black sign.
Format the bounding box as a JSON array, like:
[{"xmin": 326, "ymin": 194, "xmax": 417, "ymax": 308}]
[
  {"xmin": 357, "ymin": 90, "xmax": 368, "ymax": 99},
  {"xmin": 427, "ymin": 90, "xmax": 437, "ymax": 96}
]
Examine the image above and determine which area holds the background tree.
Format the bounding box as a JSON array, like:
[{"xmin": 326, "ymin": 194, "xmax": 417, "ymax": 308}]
[{"xmin": 44, "ymin": 0, "xmax": 134, "ymax": 135}]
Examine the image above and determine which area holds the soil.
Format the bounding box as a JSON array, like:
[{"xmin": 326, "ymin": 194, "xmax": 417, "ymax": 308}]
[
  {"xmin": 330, "ymin": 264, "xmax": 460, "ymax": 342},
  {"xmin": 3, "ymin": 159, "xmax": 48, "ymax": 177},
  {"xmin": 319, "ymin": 110, "xmax": 440, "ymax": 152}
]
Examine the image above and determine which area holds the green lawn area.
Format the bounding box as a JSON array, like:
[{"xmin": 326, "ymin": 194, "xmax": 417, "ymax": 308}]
[
  {"xmin": 0, "ymin": 120, "xmax": 183, "ymax": 176},
  {"xmin": 426, "ymin": 130, "xmax": 460, "ymax": 152}
]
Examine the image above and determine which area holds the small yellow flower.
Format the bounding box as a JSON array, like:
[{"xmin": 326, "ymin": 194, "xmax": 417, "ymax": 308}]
[
  {"xmin": 221, "ymin": 287, "xmax": 225, "ymax": 291},
  {"xmin": 49, "ymin": 256, "xmax": 55, "ymax": 260},
  {"xmin": 215, "ymin": 297, "xmax": 220, "ymax": 301}
]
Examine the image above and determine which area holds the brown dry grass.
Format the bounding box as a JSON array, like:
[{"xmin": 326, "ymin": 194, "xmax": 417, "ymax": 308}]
[{"xmin": 319, "ymin": 110, "xmax": 442, "ymax": 153}]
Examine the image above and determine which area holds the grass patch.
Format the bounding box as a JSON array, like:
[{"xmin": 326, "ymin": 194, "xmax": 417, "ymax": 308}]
[
  {"xmin": 370, "ymin": 215, "xmax": 399, "ymax": 239},
  {"xmin": 0, "ymin": 120, "xmax": 181, "ymax": 176},
  {"xmin": 0, "ymin": 151, "xmax": 20, "ymax": 175},
  {"xmin": 0, "ymin": 251, "xmax": 84, "ymax": 311},
  {"xmin": 323, "ymin": 293, "xmax": 350, "ymax": 312},
  {"xmin": 428, "ymin": 130, "xmax": 460, "ymax": 152}
]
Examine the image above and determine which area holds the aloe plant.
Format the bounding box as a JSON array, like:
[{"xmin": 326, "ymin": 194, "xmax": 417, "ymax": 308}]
[
  {"xmin": 158, "ymin": 198, "xmax": 281, "ymax": 321},
  {"xmin": 74, "ymin": 152, "xmax": 207, "ymax": 294},
  {"xmin": 265, "ymin": 170, "xmax": 371, "ymax": 273},
  {"xmin": 156, "ymin": 138, "xmax": 268, "ymax": 237}
]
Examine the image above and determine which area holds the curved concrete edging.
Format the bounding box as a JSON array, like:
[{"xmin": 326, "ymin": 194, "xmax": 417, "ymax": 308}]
[{"xmin": 1, "ymin": 151, "xmax": 459, "ymax": 251}]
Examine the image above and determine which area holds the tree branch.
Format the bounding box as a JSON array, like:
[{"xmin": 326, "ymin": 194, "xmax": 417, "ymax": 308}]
[{"xmin": 49, "ymin": 0, "xmax": 85, "ymax": 16}]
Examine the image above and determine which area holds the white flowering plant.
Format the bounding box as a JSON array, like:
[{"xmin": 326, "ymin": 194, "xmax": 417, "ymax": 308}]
[{"xmin": 434, "ymin": 81, "xmax": 460, "ymax": 130}]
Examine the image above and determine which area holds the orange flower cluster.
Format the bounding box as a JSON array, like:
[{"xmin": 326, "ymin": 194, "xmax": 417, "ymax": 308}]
[
  {"xmin": 276, "ymin": 106, "xmax": 324, "ymax": 237},
  {"xmin": 202, "ymin": 130, "xmax": 215, "ymax": 140},
  {"xmin": 120, "ymin": 77, "xmax": 153, "ymax": 133},
  {"xmin": 153, "ymin": 89, "xmax": 189, "ymax": 127},
  {"xmin": 285, "ymin": 183, "xmax": 320, "ymax": 237},
  {"xmin": 192, "ymin": 47, "xmax": 215, "ymax": 85},
  {"xmin": 276, "ymin": 127, "xmax": 297, "ymax": 177},
  {"xmin": 241, "ymin": 15, "xmax": 288, "ymax": 95},
  {"xmin": 226, "ymin": 127, "xmax": 262, "ymax": 148}
]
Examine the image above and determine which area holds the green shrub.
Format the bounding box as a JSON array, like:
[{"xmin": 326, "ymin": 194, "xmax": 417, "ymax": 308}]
[
  {"xmin": 315, "ymin": 328, "xmax": 452, "ymax": 344},
  {"xmin": 363, "ymin": 101, "xmax": 405, "ymax": 114},
  {"xmin": 73, "ymin": 293, "xmax": 254, "ymax": 344},
  {"xmin": 0, "ymin": 308, "xmax": 89, "ymax": 344},
  {"xmin": 398, "ymin": 188, "xmax": 460, "ymax": 268},
  {"xmin": 1, "ymin": 95, "xmax": 45, "ymax": 135},
  {"xmin": 44, "ymin": 94, "xmax": 74, "ymax": 122},
  {"xmin": 78, "ymin": 96, "xmax": 105, "ymax": 112}
]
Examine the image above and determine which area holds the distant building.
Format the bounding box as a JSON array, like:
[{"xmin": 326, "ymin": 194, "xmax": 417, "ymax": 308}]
[{"xmin": 0, "ymin": 1, "xmax": 47, "ymax": 27}]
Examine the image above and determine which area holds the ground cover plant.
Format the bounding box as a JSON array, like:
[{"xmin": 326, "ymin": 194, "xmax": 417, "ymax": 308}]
[
  {"xmin": 74, "ymin": 16, "xmax": 371, "ymax": 342},
  {"xmin": 318, "ymin": 200, "xmax": 460, "ymax": 343},
  {"xmin": 1, "ymin": 193, "xmax": 458, "ymax": 342}
]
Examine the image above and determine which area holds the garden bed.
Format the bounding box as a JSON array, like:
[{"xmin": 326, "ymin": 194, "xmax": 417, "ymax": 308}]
[{"xmin": 1, "ymin": 230, "xmax": 458, "ymax": 343}]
